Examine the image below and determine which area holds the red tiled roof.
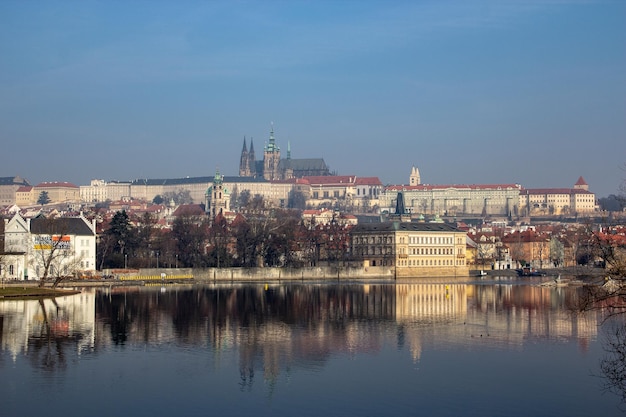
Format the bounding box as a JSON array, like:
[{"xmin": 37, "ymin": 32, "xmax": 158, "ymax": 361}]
[
  {"xmin": 303, "ymin": 175, "xmax": 356, "ymax": 186},
  {"xmin": 520, "ymin": 188, "xmax": 592, "ymax": 195},
  {"xmin": 145, "ymin": 204, "xmax": 165, "ymax": 213},
  {"xmin": 385, "ymin": 184, "xmax": 521, "ymax": 191},
  {"xmin": 575, "ymin": 176, "xmax": 587, "ymax": 186},
  {"xmin": 172, "ymin": 204, "xmax": 205, "ymax": 216},
  {"xmin": 355, "ymin": 177, "xmax": 383, "ymax": 186},
  {"xmin": 16, "ymin": 186, "xmax": 33, "ymax": 192}
]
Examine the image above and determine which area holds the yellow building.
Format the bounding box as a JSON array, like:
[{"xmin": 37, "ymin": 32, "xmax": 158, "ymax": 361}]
[
  {"xmin": 15, "ymin": 186, "xmax": 35, "ymax": 206},
  {"xmin": 33, "ymin": 182, "xmax": 80, "ymax": 205},
  {"xmin": 0, "ymin": 176, "xmax": 30, "ymax": 206},
  {"xmin": 350, "ymin": 221, "xmax": 469, "ymax": 277},
  {"xmin": 519, "ymin": 177, "xmax": 596, "ymax": 216}
]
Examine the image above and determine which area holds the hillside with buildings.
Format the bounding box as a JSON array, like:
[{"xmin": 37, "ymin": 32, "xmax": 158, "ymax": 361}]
[{"xmin": 0, "ymin": 126, "xmax": 623, "ymax": 283}]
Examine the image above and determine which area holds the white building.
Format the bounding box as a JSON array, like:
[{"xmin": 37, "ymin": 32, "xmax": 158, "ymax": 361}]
[{"xmin": 2, "ymin": 213, "xmax": 96, "ymax": 281}]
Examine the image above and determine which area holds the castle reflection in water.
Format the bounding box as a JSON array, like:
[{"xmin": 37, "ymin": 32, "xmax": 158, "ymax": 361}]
[{"xmin": 0, "ymin": 281, "xmax": 600, "ymax": 379}]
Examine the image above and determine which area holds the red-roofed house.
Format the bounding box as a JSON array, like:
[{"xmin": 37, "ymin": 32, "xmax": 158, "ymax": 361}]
[
  {"xmin": 303, "ymin": 175, "xmax": 357, "ymax": 205},
  {"xmin": 15, "ymin": 186, "xmax": 35, "ymax": 206},
  {"xmin": 354, "ymin": 177, "xmax": 383, "ymax": 211},
  {"xmin": 519, "ymin": 177, "xmax": 596, "ymax": 216}
]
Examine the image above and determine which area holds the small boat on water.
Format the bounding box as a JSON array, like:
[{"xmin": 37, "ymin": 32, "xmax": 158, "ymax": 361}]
[{"xmin": 477, "ymin": 270, "xmax": 488, "ymax": 277}]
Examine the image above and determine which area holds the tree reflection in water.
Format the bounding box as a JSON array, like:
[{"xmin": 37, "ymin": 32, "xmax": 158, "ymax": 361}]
[
  {"xmin": 600, "ymin": 320, "xmax": 626, "ymax": 408},
  {"xmin": 27, "ymin": 299, "xmax": 74, "ymax": 372}
]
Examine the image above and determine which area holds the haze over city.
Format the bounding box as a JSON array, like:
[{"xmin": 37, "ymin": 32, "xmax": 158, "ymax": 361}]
[{"xmin": 1, "ymin": 1, "xmax": 624, "ymax": 197}]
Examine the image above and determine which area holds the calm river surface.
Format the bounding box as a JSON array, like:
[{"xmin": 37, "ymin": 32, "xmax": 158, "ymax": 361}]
[{"xmin": 1, "ymin": 276, "xmax": 624, "ymax": 417}]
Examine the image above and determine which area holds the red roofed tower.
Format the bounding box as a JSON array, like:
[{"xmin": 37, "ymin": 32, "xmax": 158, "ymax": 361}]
[{"xmin": 574, "ymin": 176, "xmax": 589, "ymax": 191}]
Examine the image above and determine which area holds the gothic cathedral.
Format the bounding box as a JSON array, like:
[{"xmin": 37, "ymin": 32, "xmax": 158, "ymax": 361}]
[{"xmin": 238, "ymin": 124, "xmax": 331, "ymax": 180}]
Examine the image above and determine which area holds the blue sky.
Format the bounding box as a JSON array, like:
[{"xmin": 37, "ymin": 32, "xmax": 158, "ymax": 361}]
[{"xmin": 1, "ymin": 1, "xmax": 624, "ymax": 197}]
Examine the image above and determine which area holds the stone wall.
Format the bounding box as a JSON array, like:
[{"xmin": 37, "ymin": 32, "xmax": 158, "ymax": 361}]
[
  {"xmin": 106, "ymin": 266, "xmax": 396, "ymax": 282},
  {"xmin": 104, "ymin": 265, "xmax": 470, "ymax": 282}
]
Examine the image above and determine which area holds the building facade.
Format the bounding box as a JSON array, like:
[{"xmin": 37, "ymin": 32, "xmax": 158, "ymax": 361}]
[
  {"xmin": 382, "ymin": 169, "xmax": 596, "ymax": 218},
  {"xmin": 350, "ymin": 221, "xmax": 469, "ymax": 277},
  {"xmin": 2, "ymin": 213, "xmax": 97, "ymax": 281},
  {"xmin": 519, "ymin": 177, "xmax": 596, "ymax": 216},
  {"xmin": 33, "ymin": 182, "xmax": 81, "ymax": 205},
  {"xmin": 0, "ymin": 176, "xmax": 31, "ymax": 206},
  {"xmin": 382, "ymin": 183, "xmax": 522, "ymax": 217}
]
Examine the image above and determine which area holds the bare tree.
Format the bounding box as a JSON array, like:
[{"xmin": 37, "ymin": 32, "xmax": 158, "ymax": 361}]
[
  {"xmin": 599, "ymin": 321, "xmax": 626, "ymax": 406},
  {"xmin": 30, "ymin": 217, "xmax": 84, "ymax": 288}
]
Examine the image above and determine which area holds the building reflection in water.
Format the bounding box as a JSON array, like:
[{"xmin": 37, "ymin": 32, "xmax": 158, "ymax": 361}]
[
  {"xmin": 394, "ymin": 282, "xmax": 598, "ymax": 363},
  {"xmin": 0, "ymin": 282, "xmax": 601, "ymax": 381},
  {"xmin": 0, "ymin": 290, "xmax": 95, "ymax": 368}
]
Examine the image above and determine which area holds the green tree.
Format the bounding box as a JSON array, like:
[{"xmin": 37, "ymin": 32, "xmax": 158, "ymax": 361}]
[
  {"xmin": 37, "ymin": 191, "xmax": 51, "ymax": 205},
  {"xmin": 103, "ymin": 210, "xmax": 137, "ymax": 268}
]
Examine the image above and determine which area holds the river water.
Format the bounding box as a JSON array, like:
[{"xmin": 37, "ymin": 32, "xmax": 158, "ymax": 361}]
[{"xmin": 1, "ymin": 276, "xmax": 624, "ymax": 417}]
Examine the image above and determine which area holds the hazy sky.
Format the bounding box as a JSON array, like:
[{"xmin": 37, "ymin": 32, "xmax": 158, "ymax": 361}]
[{"xmin": 1, "ymin": 1, "xmax": 624, "ymax": 197}]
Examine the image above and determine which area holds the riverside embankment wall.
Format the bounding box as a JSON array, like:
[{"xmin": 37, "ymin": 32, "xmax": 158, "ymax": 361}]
[{"xmin": 104, "ymin": 266, "xmax": 395, "ymax": 282}]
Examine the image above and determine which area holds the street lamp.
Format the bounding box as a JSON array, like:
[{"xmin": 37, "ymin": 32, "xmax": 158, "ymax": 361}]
[
  {"xmin": 175, "ymin": 254, "xmax": 178, "ymax": 269},
  {"xmin": 124, "ymin": 253, "xmax": 127, "ymax": 269},
  {"xmin": 156, "ymin": 251, "xmax": 160, "ymax": 269}
]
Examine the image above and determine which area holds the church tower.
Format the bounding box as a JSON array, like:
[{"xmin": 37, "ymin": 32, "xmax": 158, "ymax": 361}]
[
  {"xmin": 263, "ymin": 123, "xmax": 281, "ymax": 180},
  {"xmin": 239, "ymin": 137, "xmax": 250, "ymax": 177},
  {"xmin": 206, "ymin": 168, "xmax": 230, "ymax": 220},
  {"xmin": 248, "ymin": 138, "xmax": 256, "ymax": 177},
  {"xmin": 239, "ymin": 137, "xmax": 258, "ymax": 177},
  {"xmin": 574, "ymin": 176, "xmax": 589, "ymax": 191},
  {"xmin": 410, "ymin": 166, "xmax": 421, "ymax": 186}
]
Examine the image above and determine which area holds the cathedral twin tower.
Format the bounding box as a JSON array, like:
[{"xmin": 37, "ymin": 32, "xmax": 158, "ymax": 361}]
[
  {"xmin": 238, "ymin": 124, "xmax": 330, "ymax": 181},
  {"xmin": 239, "ymin": 125, "xmax": 281, "ymax": 180}
]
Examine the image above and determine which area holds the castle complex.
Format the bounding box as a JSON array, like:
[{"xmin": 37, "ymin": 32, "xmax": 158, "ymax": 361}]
[
  {"xmin": 0, "ymin": 122, "xmax": 598, "ymax": 219},
  {"xmin": 238, "ymin": 124, "xmax": 331, "ymax": 180}
]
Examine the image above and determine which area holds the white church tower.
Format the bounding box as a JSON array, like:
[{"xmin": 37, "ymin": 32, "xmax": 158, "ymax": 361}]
[{"xmin": 410, "ymin": 166, "xmax": 421, "ymax": 186}]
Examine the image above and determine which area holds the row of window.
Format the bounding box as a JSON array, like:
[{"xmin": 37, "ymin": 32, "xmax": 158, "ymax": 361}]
[
  {"xmin": 402, "ymin": 236, "xmax": 454, "ymax": 245},
  {"xmin": 397, "ymin": 259, "xmax": 466, "ymax": 267},
  {"xmin": 355, "ymin": 247, "xmax": 392, "ymax": 256},
  {"xmin": 404, "ymin": 247, "xmax": 455, "ymax": 256},
  {"xmin": 354, "ymin": 236, "xmax": 393, "ymax": 244},
  {"xmin": 312, "ymin": 191, "xmax": 342, "ymax": 199}
]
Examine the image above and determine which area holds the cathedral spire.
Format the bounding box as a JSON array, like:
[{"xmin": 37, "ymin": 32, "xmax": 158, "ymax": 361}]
[
  {"xmin": 266, "ymin": 122, "xmax": 279, "ymax": 152},
  {"xmin": 239, "ymin": 137, "xmax": 250, "ymax": 177},
  {"xmin": 263, "ymin": 122, "xmax": 281, "ymax": 180},
  {"xmin": 287, "ymin": 140, "xmax": 291, "ymax": 160}
]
